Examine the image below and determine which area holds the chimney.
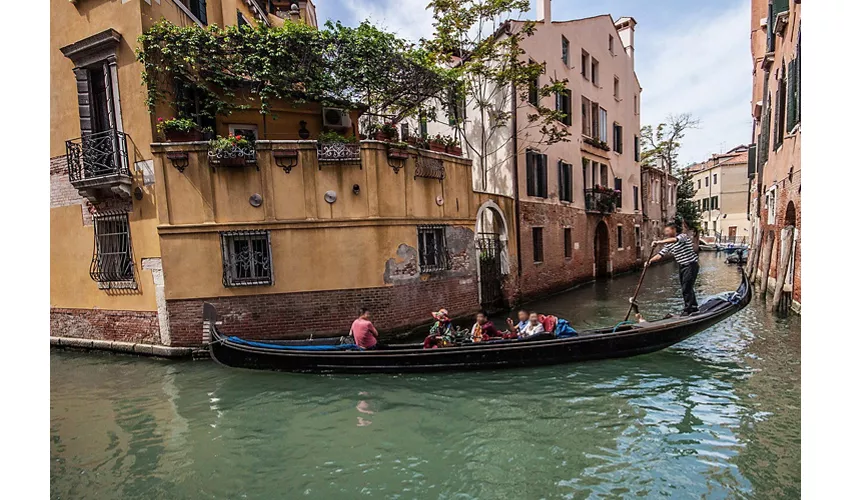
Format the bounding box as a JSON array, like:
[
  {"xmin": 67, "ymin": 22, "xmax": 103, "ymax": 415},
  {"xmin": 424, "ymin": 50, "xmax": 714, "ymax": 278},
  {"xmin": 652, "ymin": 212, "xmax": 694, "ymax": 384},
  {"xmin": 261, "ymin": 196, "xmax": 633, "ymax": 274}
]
[
  {"xmin": 615, "ymin": 17, "xmax": 637, "ymax": 61},
  {"xmin": 537, "ymin": 0, "xmax": 551, "ymax": 24}
]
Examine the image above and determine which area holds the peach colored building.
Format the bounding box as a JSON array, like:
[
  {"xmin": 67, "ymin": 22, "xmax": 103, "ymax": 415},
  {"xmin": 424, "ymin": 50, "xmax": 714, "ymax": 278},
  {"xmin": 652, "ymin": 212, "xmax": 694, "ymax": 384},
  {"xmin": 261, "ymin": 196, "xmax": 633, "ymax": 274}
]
[
  {"xmin": 690, "ymin": 146, "xmax": 751, "ymax": 243},
  {"xmin": 461, "ymin": 0, "xmax": 646, "ymax": 300},
  {"xmin": 749, "ymin": 0, "xmax": 800, "ymax": 313}
]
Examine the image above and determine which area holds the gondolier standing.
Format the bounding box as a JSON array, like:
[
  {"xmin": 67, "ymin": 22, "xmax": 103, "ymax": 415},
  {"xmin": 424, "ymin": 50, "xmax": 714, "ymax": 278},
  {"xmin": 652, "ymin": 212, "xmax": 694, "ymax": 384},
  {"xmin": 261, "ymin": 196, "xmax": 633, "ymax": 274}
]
[{"xmin": 647, "ymin": 222, "xmax": 700, "ymax": 316}]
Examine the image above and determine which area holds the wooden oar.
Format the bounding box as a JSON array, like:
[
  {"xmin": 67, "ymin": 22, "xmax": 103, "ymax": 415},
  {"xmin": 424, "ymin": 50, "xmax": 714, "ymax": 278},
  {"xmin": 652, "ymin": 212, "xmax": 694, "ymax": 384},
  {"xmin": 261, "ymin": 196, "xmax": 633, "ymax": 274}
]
[{"xmin": 624, "ymin": 242, "xmax": 658, "ymax": 323}]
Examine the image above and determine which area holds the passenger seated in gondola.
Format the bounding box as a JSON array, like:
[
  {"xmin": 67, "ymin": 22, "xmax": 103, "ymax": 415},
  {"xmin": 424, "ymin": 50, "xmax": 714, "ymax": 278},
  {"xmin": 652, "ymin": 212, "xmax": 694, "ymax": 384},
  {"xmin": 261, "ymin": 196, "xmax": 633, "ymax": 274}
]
[
  {"xmin": 505, "ymin": 310, "xmax": 530, "ymax": 338},
  {"xmin": 424, "ymin": 309, "xmax": 453, "ymax": 349},
  {"xmin": 518, "ymin": 312, "xmax": 545, "ymax": 338},
  {"xmin": 471, "ymin": 310, "xmax": 501, "ymax": 342},
  {"xmin": 351, "ymin": 307, "xmax": 380, "ymax": 350}
]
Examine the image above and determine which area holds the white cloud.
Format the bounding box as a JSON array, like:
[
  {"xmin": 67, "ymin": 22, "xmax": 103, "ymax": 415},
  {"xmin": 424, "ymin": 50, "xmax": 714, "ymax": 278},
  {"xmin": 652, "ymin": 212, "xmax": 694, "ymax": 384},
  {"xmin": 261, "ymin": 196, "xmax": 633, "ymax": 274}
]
[
  {"xmin": 336, "ymin": 0, "xmax": 436, "ymax": 42},
  {"xmin": 637, "ymin": 0, "xmax": 753, "ymax": 165}
]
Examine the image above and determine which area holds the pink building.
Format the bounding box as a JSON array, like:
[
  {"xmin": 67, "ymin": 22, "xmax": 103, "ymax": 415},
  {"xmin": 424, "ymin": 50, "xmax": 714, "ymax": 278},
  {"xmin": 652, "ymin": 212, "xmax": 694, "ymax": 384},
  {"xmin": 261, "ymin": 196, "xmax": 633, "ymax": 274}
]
[
  {"xmin": 483, "ymin": 1, "xmax": 646, "ymax": 300},
  {"xmin": 749, "ymin": 0, "xmax": 800, "ymax": 313}
]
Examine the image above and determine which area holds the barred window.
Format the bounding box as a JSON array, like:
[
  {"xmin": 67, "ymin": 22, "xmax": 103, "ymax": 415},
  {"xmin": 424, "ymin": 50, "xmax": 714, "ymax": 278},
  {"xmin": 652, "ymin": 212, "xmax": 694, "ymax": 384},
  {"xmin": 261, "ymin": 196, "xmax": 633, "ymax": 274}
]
[
  {"xmin": 90, "ymin": 211, "xmax": 135, "ymax": 287},
  {"xmin": 418, "ymin": 225, "xmax": 449, "ymax": 273},
  {"xmin": 532, "ymin": 227, "xmax": 544, "ymax": 263},
  {"xmin": 220, "ymin": 230, "xmax": 273, "ymax": 287}
]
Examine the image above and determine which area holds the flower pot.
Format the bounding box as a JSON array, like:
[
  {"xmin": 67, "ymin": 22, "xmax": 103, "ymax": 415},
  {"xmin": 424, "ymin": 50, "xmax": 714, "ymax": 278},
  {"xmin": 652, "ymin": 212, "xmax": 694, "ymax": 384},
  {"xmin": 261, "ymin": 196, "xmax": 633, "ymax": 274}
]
[
  {"xmin": 387, "ymin": 148, "xmax": 409, "ymax": 160},
  {"xmin": 165, "ymin": 129, "xmax": 204, "ymax": 142},
  {"xmin": 429, "ymin": 142, "xmax": 447, "ymax": 153},
  {"xmin": 447, "ymin": 145, "xmax": 463, "ymax": 156}
]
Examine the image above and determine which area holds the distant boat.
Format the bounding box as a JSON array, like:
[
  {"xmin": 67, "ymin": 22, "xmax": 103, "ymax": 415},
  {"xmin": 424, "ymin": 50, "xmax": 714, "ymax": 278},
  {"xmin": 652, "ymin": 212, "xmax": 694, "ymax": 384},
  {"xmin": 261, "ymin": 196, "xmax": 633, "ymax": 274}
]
[
  {"xmin": 698, "ymin": 239, "xmax": 717, "ymax": 252},
  {"xmin": 726, "ymin": 248, "xmax": 748, "ymax": 264}
]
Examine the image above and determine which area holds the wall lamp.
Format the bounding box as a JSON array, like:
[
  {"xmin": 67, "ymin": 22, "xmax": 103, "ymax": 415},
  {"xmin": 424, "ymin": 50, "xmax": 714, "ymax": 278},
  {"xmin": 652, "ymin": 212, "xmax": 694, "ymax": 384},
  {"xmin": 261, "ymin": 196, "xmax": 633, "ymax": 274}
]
[
  {"xmin": 166, "ymin": 151, "xmax": 190, "ymax": 173},
  {"xmin": 273, "ymin": 149, "xmax": 299, "ymax": 173}
]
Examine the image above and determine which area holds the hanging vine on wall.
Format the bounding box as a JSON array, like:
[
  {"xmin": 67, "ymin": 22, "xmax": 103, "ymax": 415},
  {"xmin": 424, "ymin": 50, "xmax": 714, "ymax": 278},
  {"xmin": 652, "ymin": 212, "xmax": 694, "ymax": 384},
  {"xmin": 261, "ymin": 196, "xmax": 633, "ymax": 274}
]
[{"xmin": 136, "ymin": 19, "xmax": 455, "ymax": 123}]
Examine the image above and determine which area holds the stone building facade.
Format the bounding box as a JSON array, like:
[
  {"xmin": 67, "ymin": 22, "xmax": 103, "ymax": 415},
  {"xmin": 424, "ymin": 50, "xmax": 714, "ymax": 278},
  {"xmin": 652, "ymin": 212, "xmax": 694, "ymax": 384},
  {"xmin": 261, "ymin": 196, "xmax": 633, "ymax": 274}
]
[{"xmin": 749, "ymin": 0, "xmax": 801, "ymax": 312}]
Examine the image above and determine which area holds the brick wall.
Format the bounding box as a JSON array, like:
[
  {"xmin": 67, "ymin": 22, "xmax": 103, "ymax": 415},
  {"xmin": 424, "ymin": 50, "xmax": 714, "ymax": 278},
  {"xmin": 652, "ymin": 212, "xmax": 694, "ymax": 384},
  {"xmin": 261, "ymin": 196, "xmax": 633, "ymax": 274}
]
[
  {"xmin": 50, "ymin": 155, "xmax": 84, "ymax": 210},
  {"xmin": 516, "ymin": 201, "xmax": 642, "ymax": 300},
  {"xmin": 757, "ymin": 172, "xmax": 801, "ymax": 304},
  {"xmin": 166, "ymin": 276, "xmax": 480, "ymax": 346},
  {"xmin": 50, "ymin": 308, "xmax": 160, "ymax": 344}
]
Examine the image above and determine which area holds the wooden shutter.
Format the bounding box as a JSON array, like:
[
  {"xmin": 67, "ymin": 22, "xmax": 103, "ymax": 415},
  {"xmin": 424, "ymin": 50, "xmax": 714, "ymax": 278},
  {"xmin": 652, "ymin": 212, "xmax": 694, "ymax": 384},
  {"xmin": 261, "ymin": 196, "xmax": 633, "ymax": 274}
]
[
  {"xmin": 566, "ymin": 163, "xmax": 573, "ymax": 202},
  {"xmin": 565, "ymin": 89, "xmax": 572, "ymax": 126},
  {"xmin": 540, "ymin": 153, "xmax": 548, "ymax": 198},
  {"xmin": 561, "ymin": 37, "xmax": 569, "ymax": 64},
  {"xmin": 614, "ymin": 178, "xmax": 623, "ymax": 208},
  {"xmin": 557, "ymin": 160, "xmax": 563, "ymax": 199},
  {"xmin": 526, "ymin": 150, "xmax": 535, "ymax": 197},
  {"xmin": 74, "ymin": 68, "xmax": 92, "ymax": 136}
]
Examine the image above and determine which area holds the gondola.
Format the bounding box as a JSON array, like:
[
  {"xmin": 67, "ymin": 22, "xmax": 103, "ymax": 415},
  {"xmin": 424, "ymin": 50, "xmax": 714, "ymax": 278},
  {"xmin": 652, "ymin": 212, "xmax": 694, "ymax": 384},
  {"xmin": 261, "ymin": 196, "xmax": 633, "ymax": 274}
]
[{"xmin": 204, "ymin": 269, "xmax": 752, "ymax": 374}]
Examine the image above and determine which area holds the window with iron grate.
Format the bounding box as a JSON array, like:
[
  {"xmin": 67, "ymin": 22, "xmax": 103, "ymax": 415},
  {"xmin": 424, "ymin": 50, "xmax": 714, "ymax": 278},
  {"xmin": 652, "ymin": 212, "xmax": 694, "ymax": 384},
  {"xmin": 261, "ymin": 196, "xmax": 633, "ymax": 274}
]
[
  {"xmin": 220, "ymin": 230, "xmax": 273, "ymax": 287},
  {"xmin": 418, "ymin": 225, "xmax": 449, "ymax": 273},
  {"xmin": 532, "ymin": 227, "xmax": 544, "ymax": 263},
  {"xmin": 90, "ymin": 211, "xmax": 136, "ymax": 287}
]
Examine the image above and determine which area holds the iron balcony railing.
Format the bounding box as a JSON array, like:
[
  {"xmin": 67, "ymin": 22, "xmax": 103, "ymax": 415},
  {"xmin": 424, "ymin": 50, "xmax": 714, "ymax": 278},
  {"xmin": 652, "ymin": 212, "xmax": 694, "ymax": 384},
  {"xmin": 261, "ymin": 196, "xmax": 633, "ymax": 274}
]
[
  {"xmin": 584, "ymin": 188, "xmax": 619, "ymax": 214},
  {"xmin": 317, "ymin": 142, "xmax": 361, "ymax": 162},
  {"xmin": 66, "ymin": 129, "xmax": 130, "ymax": 183}
]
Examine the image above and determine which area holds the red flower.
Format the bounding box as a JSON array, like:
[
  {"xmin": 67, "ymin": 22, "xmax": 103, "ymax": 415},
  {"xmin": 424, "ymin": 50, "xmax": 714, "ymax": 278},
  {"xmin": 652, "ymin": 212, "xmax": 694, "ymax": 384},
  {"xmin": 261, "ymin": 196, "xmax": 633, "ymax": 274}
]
[
  {"xmin": 157, "ymin": 117, "xmax": 164, "ymax": 122},
  {"xmin": 236, "ymin": 135, "xmax": 243, "ymax": 140}
]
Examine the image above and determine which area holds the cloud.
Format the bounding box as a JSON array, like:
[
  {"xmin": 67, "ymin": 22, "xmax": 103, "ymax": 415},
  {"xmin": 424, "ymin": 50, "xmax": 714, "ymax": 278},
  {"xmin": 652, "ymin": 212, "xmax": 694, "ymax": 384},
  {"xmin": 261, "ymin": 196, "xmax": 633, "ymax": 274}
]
[
  {"xmin": 637, "ymin": 0, "xmax": 753, "ymax": 164},
  {"xmin": 326, "ymin": 0, "xmax": 437, "ymax": 42}
]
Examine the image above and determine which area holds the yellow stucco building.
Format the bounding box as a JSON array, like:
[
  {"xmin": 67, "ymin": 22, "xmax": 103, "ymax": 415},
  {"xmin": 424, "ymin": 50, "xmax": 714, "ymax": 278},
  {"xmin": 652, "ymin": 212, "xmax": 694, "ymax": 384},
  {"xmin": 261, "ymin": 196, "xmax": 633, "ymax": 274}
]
[{"xmin": 50, "ymin": 0, "xmax": 518, "ymax": 350}]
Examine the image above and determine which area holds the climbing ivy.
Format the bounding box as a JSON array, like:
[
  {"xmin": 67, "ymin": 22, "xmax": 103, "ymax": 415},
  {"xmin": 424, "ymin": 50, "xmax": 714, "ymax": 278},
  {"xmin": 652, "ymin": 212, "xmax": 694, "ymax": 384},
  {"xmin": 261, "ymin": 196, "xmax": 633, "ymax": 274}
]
[{"xmin": 136, "ymin": 19, "xmax": 453, "ymax": 123}]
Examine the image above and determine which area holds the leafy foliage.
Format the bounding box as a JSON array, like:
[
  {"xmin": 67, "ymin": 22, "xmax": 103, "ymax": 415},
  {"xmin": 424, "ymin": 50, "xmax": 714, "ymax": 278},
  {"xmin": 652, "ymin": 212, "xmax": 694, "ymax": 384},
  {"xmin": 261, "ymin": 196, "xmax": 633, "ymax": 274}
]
[
  {"xmin": 137, "ymin": 19, "xmax": 452, "ymax": 123},
  {"xmin": 425, "ymin": 0, "xmax": 571, "ymax": 190},
  {"xmin": 674, "ymin": 170, "xmax": 701, "ymax": 233},
  {"xmin": 209, "ymin": 134, "xmax": 253, "ymax": 153},
  {"xmin": 156, "ymin": 117, "xmax": 200, "ymax": 134}
]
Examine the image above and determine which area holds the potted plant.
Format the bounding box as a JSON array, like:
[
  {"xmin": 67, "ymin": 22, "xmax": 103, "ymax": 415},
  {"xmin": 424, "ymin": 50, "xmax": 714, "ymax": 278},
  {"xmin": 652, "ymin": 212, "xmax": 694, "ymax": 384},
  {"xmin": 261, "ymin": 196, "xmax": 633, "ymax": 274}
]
[
  {"xmin": 444, "ymin": 136, "xmax": 463, "ymax": 156},
  {"xmin": 429, "ymin": 134, "xmax": 448, "ymax": 153},
  {"xmin": 157, "ymin": 117, "xmax": 204, "ymax": 142},
  {"xmin": 375, "ymin": 123, "xmax": 399, "ymax": 142},
  {"xmin": 386, "ymin": 141, "xmax": 410, "ymax": 160},
  {"xmin": 583, "ymin": 136, "xmax": 611, "ymax": 152},
  {"xmin": 208, "ymin": 134, "xmax": 255, "ymax": 167}
]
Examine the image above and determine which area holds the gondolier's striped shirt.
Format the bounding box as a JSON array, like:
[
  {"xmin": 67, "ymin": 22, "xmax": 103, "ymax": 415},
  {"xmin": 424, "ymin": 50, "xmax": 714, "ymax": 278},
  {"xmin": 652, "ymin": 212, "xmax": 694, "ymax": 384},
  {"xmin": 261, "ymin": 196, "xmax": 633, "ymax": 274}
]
[{"xmin": 659, "ymin": 233, "xmax": 698, "ymax": 266}]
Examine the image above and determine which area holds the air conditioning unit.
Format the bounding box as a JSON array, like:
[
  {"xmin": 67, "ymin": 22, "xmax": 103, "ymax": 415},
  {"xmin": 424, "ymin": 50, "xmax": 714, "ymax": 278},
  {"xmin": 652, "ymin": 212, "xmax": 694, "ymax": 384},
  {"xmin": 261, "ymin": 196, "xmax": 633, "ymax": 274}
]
[{"xmin": 322, "ymin": 108, "xmax": 352, "ymax": 129}]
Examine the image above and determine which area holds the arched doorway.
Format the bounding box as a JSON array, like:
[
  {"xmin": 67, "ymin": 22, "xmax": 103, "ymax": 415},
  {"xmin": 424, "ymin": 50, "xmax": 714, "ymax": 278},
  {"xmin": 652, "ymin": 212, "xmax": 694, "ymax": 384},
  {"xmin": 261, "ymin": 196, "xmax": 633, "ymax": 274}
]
[
  {"xmin": 594, "ymin": 221, "xmax": 610, "ymax": 278},
  {"xmin": 475, "ymin": 201, "xmax": 510, "ymax": 309},
  {"xmin": 785, "ymin": 201, "xmax": 797, "ymax": 228}
]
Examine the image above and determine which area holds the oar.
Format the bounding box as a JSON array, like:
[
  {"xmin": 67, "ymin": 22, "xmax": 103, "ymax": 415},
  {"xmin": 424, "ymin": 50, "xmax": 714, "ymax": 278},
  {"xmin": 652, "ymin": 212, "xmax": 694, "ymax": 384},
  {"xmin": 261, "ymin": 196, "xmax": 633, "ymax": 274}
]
[{"xmin": 624, "ymin": 242, "xmax": 658, "ymax": 323}]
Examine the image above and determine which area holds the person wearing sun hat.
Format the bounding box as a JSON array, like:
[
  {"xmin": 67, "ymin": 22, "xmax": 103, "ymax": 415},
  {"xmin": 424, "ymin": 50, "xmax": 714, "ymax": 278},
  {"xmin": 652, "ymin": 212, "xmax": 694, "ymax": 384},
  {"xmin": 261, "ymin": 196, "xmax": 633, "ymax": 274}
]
[{"xmin": 423, "ymin": 308, "xmax": 455, "ymax": 348}]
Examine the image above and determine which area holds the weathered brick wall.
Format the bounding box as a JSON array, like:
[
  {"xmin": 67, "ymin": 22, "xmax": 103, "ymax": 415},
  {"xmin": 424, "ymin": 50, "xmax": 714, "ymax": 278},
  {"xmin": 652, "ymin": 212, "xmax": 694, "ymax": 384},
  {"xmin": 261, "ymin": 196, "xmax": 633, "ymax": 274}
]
[
  {"xmin": 516, "ymin": 202, "xmax": 642, "ymax": 300},
  {"xmin": 50, "ymin": 155, "xmax": 83, "ymax": 209},
  {"xmin": 167, "ymin": 276, "xmax": 479, "ymax": 346},
  {"xmin": 50, "ymin": 308, "xmax": 160, "ymax": 344},
  {"xmin": 758, "ymin": 172, "xmax": 801, "ymax": 304}
]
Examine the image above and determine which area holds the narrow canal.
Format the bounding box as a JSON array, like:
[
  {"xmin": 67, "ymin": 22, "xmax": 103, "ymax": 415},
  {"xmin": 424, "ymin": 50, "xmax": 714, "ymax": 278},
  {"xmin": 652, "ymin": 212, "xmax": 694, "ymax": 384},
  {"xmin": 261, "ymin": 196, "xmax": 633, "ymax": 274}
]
[{"xmin": 50, "ymin": 254, "xmax": 801, "ymax": 499}]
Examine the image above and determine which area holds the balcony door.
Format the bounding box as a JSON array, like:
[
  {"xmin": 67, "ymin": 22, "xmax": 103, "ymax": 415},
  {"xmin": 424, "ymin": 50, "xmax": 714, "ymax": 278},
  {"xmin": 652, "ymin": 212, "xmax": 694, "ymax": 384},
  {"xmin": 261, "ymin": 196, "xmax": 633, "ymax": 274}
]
[{"xmin": 82, "ymin": 63, "xmax": 118, "ymax": 175}]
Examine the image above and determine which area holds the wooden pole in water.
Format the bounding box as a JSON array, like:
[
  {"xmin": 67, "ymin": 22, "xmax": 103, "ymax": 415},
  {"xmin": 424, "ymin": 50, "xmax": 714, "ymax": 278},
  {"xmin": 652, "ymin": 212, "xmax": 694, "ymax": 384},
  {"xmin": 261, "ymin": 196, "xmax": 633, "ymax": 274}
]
[
  {"xmin": 623, "ymin": 243, "xmax": 657, "ymax": 323},
  {"xmin": 759, "ymin": 231, "xmax": 775, "ymax": 299},
  {"xmin": 748, "ymin": 228, "xmax": 762, "ymax": 282},
  {"xmin": 772, "ymin": 227, "xmax": 794, "ymax": 312},
  {"xmin": 745, "ymin": 228, "xmax": 758, "ymax": 276}
]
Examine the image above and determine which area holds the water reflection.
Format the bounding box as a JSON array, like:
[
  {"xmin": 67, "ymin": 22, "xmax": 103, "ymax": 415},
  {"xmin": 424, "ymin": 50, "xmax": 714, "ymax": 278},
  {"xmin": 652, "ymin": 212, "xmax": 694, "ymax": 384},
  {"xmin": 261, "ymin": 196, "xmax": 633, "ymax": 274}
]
[{"xmin": 51, "ymin": 254, "xmax": 800, "ymax": 499}]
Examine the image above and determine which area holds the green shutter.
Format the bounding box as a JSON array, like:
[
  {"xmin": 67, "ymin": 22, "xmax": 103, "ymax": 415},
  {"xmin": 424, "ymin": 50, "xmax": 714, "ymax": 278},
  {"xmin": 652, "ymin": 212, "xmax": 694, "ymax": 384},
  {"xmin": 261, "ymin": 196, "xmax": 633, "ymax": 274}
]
[
  {"xmin": 566, "ymin": 163, "xmax": 573, "ymax": 202},
  {"xmin": 540, "ymin": 154, "xmax": 548, "ymax": 198},
  {"xmin": 526, "ymin": 150, "xmax": 535, "ymax": 197},
  {"xmin": 565, "ymin": 90, "xmax": 572, "ymax": 126}
]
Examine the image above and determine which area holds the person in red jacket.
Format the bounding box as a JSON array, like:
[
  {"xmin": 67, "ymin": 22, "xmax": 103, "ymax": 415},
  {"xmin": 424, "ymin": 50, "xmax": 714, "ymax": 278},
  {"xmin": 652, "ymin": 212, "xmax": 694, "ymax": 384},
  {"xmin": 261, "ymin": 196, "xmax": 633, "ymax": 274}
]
[{"xmin": 471, "ymin": 310, "xmax": 501, "ymax": 342}]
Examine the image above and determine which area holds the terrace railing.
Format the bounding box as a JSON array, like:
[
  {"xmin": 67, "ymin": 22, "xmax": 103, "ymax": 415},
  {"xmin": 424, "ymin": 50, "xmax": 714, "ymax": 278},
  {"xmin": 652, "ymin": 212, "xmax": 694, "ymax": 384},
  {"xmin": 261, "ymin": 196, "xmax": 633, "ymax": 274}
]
[{"xmin": 66, "ymin": 129, "xmax": 130, "ymax": 183}]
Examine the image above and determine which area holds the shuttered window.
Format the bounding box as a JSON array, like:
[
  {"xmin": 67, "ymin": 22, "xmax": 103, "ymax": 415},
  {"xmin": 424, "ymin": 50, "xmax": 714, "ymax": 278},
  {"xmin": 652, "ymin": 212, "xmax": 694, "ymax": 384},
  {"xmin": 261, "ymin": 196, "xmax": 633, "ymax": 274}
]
[
  {"xmin": 634, "ymin": 135, "xmax": 640, "ymax": 162},
  {"xmin": 633, "ymin": 185, "xmax": 639, "ymax": 210},
  {"xmin": 613, "ymin": 124, "xmax": 623, "ymax": 153},
  {"xmin": 555, "ymin": 89, "xmax": 572, "ymax": 125},
  {"xmin": 526, "ymin": 150, "xmax": 548, "ymax": 198},
  {"xmin": 558, "ymin": 161, "xmax": 573, "ymax": 202},
  {"xmin": 787, "ymin": 29, "xmax": 801, "ymax": 132},
  {"xmin": 774, "ymin": 63, "xmax": 787, "ymax": 151},
  {"xmin": 528, "ymin": 73, "xmax": 539, "ymax": 107},
  {"xmin": 614, "ymin": 177, "xmax": 623, "ymax": 208},
  {"xmin": 189, "ymin": 0, "xmax": 208, "ymax": 25},
  {"xmin": 532, "ymin": 228, "xmax": 544, "ymax": 263},
  {"xmin": 561, "ymin": 36, "xmax": 570, "ymax": 66}
]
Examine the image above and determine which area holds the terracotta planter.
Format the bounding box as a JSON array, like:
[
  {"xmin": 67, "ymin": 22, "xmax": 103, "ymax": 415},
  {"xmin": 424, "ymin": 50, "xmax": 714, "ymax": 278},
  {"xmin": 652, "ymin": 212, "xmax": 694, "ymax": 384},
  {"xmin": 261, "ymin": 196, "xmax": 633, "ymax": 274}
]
[
  {"xmin": 375, "ymin": 131, "xmax": 398, "ymax": 142},
  {"xmin": 387, "ymin": 147, "xmax": 410, "ymax": 160},
  {"xmin": 164, "ymin": 129, "xmax": 204, "ymax": 142},
  {"xmin": 213, "ymin": 155, "xmax": 247, "ymax": 168},
  {"xmin": 429, "ymin": 141, "xmax": 447, "ymax": 153},
  {"xmin": 447, "ymin": 145, "xmax": 463, "ymax": 156}
]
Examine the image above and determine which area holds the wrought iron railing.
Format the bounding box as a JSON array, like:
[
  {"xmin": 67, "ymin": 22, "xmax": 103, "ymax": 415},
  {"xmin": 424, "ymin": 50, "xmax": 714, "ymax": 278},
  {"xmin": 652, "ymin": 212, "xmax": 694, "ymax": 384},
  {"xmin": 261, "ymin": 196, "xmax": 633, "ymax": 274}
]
[
  {"xmin": 66, "ymin": 129, "xmax": 130, "ymax": 183},
  {"xmin": 208, "ymin": 145, "xmax": 257, "ymax": 166},
  {"xmin": 317, "ymin": 142, "xmax": 361, "ymax": 162},
  {"xmin": 584, "ymin": 188, "xmax": 619, "ymax": 214},
  {"xmin": 414, "ymin": 156, "xmax": 445, "ymax": 180}
]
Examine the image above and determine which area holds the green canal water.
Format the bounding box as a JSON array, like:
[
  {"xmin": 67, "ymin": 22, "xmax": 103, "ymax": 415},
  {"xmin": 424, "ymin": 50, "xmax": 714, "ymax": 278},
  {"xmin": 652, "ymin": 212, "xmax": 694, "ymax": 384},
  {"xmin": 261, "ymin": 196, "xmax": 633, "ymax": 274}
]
[{"xmin": 50, "ymin": 254, "xmax": 801, "ymax": 499}]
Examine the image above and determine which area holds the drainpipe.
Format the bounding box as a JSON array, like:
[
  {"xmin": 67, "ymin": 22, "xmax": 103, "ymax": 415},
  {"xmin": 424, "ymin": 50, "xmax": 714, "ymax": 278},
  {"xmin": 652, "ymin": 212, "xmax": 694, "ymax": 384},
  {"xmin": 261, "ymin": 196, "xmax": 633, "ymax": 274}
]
[{"xmin": 511, "ymin": 82, "xmax": 523, "ymax": 281}]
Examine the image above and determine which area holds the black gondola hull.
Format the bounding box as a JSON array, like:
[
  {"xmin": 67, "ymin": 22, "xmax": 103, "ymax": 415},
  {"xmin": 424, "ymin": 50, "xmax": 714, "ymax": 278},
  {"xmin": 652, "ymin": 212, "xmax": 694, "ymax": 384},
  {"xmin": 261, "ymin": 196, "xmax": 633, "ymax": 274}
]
[{"xmin": 206, "ymin": 270, "xmax": 752, "ymax": 374}]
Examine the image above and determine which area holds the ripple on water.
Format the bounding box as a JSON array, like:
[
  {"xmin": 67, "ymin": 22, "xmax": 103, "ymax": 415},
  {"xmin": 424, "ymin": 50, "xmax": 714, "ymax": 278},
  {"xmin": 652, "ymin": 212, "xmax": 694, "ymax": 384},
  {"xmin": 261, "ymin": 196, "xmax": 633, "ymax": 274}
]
[{"xmin": 51, "ymin": 255, "xmax": 800, "ymax": 499}]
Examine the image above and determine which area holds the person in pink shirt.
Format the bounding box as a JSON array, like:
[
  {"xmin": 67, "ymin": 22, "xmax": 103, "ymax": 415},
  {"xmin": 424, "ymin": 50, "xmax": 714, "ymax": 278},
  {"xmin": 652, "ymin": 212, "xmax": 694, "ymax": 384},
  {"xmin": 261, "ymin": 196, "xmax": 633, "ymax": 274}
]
[{"xmin": 350, "ymin": 308, "xmax": 379, "ymax": 349}]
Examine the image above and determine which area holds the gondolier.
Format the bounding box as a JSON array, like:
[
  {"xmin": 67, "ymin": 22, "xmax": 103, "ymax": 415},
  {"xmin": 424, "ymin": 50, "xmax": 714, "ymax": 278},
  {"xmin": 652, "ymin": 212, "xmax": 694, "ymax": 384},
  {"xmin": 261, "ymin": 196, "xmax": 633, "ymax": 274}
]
[{"xmin": 647, "ymin": 222, "xmax": 700, "ymax": 316}]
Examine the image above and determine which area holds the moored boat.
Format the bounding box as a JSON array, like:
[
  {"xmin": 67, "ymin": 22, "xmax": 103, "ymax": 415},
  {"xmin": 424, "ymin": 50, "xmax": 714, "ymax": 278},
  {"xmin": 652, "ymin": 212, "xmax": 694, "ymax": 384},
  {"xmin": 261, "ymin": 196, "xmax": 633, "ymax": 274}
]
[{"xmin": 204, "ymin": 269, "xmax": 752, "ymax": 374}]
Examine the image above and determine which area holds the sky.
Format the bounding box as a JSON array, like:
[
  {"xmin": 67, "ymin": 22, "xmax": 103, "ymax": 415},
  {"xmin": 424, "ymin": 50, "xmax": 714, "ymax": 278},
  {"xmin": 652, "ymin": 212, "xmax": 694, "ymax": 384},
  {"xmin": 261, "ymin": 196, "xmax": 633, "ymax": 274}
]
[{"xmin": 317, "ymin": 0, "xmax": 754, "ymax": 166}]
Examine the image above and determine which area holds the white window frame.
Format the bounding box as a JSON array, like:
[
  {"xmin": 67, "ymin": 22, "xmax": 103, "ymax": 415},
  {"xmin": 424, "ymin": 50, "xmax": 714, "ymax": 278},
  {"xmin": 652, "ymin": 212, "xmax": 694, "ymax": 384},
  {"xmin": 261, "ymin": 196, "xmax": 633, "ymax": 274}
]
[{"xmin": 228, "ymin": 123, "xmax": 259, "ymax": 141}]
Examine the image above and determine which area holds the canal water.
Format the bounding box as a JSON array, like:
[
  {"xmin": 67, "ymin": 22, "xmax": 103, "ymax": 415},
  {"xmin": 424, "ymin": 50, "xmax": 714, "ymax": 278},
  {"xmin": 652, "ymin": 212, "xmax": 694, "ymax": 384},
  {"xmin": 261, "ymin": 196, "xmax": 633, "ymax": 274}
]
[{"xmin": 50, "ymin": 254, "xmax": 801, "ymax": 499}]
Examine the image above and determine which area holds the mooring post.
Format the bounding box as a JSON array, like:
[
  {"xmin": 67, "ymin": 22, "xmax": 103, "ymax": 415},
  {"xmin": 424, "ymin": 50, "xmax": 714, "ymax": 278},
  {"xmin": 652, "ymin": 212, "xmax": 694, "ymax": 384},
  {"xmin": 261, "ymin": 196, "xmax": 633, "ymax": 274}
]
[
  {"xmin": 759, "ymin": 231, "xmax": 775, "ymax": 299},
  {"xmin": 772, "ymin": 227, "xmax": 794, "ymax": 312}
]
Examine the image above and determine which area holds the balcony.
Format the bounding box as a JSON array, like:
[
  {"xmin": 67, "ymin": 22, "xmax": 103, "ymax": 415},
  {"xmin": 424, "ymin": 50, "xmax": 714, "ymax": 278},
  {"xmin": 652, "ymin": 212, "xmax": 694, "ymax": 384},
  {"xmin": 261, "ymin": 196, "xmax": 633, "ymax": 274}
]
[
  {"xmin": 65, "ymin": 129, "xmax": 132, "ymax": 201},
  {"xmin": 585, "ymin": 188, "xmax": 619, "ymax": 214}
]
